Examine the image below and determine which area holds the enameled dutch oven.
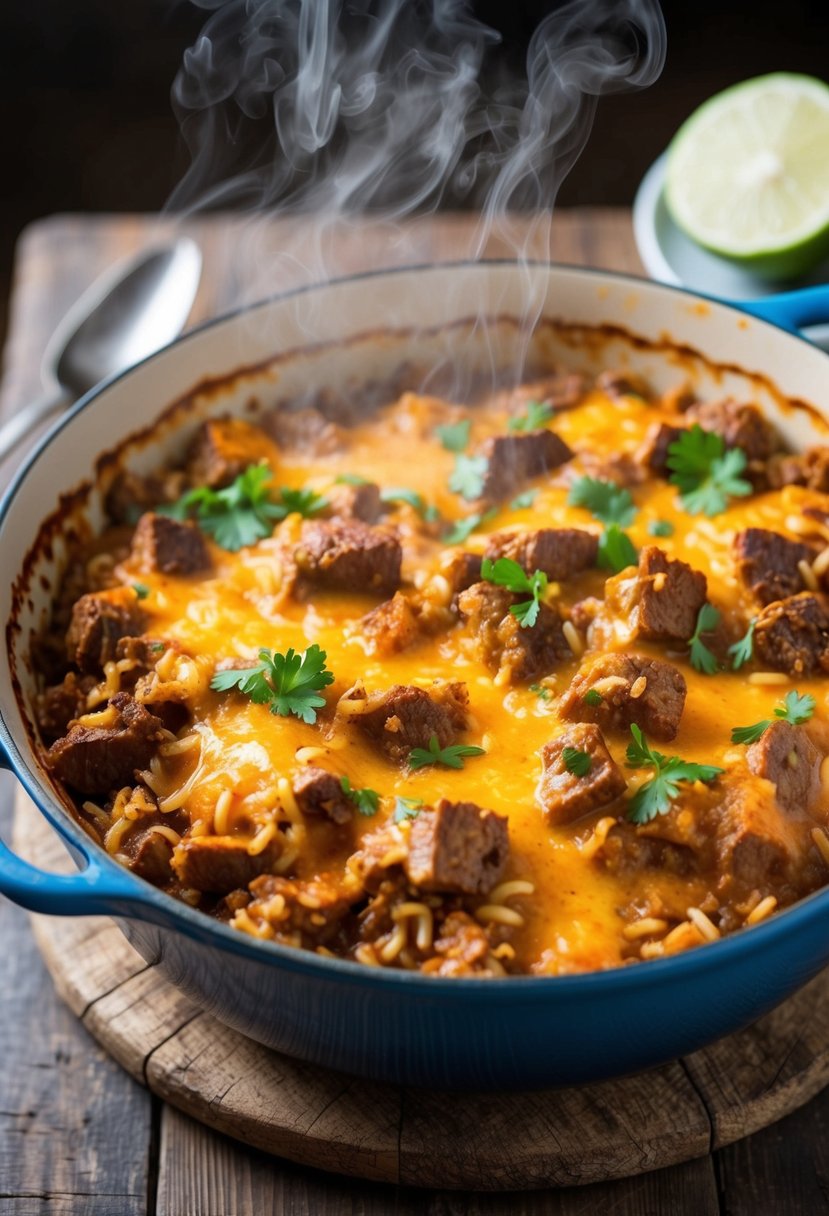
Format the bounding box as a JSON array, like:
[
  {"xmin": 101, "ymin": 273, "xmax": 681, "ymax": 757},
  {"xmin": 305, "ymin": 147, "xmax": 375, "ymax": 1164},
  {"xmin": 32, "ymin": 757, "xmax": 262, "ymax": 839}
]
[{"xmin": 2, "ymin": 261, "xmax": 829, "ymax": 1090}]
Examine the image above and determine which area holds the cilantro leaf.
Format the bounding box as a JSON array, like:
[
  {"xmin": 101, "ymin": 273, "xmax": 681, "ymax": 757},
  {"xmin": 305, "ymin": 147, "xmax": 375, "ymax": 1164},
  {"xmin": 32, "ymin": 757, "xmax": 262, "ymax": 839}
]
[
  {"xmin": 408, "ymin": 734, "xmax": 486, "ymax": 771},
  {"xmin": 449, "ymin": 453, "xmax": 489, "ymax": 501},
  {"xmin": 508, "ymin": 400, "xmax": 554, "ymax": 432},
  {"xmin": 335, "ymin": 473, "xmax": 370, "ymax": 486},
  {"xmin": 340, "ymin": 776, "xmax": 380, "ymax": 817},
  {"xmin": 597, "ymin": 524, "xmax": 638, "ymax": 574},
  {"xmin": 775, "ymin": 690, "xmax": 816, "ymax": 725},
  {"xmin": 529, "ymin": 682, "xmax": 551, "ymax": 702},
  {"xmin": 567, "ymin": 476, "xmax": 636, "ymax": 528},
  {"xmin": 667, "ymin": 426, "xmax": 752, "ymax": 517},
  {"xmin": 132, "ymin": 582, "xmax": 150, "ymax": 600},
  {"xmin": 730, "ymin": 720, "xmax": 772, "ymax": 745},
  {"xmin": 436, "ymin": 420, "xmax": 471, "ymax": 453},
  {"xmin": 279, "ymin": 487, "xmax": 329, "ymax": 518},
  {"xmin": 210, "ymin": 643, "xmax": 334, "ymax": 724},
  {"xmin": 625, "ymin": 724, "xmax": 724, "ymax": 824},
  {"xmin": 689, "ymin": 603, "xmax": 721, "ymax": 675},
  {"xmin": 729, "ymin": 619, "xmax": 756, "ymax": 670},
  {"xmin": 393, "ymin": 795, "xmax": 424, "ymax": 823},
  {"xmin": 648, "ymin": 519, "xmax": 674, "ymax": 537},
  {"xmin": 380, "ymin": 487, "xmax": 440, "ymax": 522},
  {"xmin": 562, "ymin": 746, "xmax": 591, "ymax": 777},
  {"xmin": 443, "ymin": 508, "xmax": 497, "ymax": 545},
  {"xmin": 510, "ymin": 489, "xmax": 538, "ymax": 510},
  {"xmin": 480, "ymin": 556, "xmax": 548, "ymax": 630},
  {"xmin": 584, "ymin": 689, "xmax": 603, "ymax": 706}
]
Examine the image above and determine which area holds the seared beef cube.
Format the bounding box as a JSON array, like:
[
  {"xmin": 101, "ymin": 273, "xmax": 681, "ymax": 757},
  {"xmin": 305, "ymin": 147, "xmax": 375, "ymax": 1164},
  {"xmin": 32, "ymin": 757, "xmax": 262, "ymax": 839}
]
[
  {"xmin": 186, "ymin": 417, "xmax": 271, "ymax": 488},
  {"xmin": 171, "ymin": 836, "xmax": 280, "ymax": 893},
  {"xmin": 479, "ymin": 430, "xmax": 572, "ymax": 501},
  {"xmin": 323, "ymin": 481, "xmax": 383, "ymax": 524},
  {"xmin": 442, "ymin": 550, "xmax": 483, "ymax": 596},
  {"xmin": 360, "ymin": 593, "xmax": 421, "ymax": 656},
  {"xmin": 245, "ymin": 873, "xmax": 356, "ymax": 940},
  {"xmin": 66, "ymin": 587, "xmax": 145, "ymax": 673},
  {"xmin": 715, "ymin": 784, "xmax": 798, "ymax": 890},
  {"xmin": 116, "ymin": 636, "xmax": 170, "ymax": 669},
  {"xmin": 536, "ymin": 724, "xmax": 626, "ymax": 824},
  {"xmin": 484, "ymin": 528, "xmax": 598, "ymax": 581},
  {"xmin": 431, "ymin": 910, "xmax": 492, "ymax": 974},
  {"xmin": 685, "ymin": 399, "xmax": 781, "ymax": 464},
  {"xmin": 292, "ymin": 766, "xmax": 352, "ymax": 824},
  {"xmin": 263, "ymin": 406, "xmax": 345, "ymax": 456},
  {"xmin": 734, "ymin": 528, "xmax": 814, "ymax": 606},
  {"xmin": 638, "ymin": 421, "xmax": 688, "ymax": 478},
  {"xmin": 611, "ymin": 546, "xmax": 707, "ymax": 644},
  {"xmin": 457, "ymin": 581, "xmax": 570, "ymax": 683},
  {"xmin": 560, "ymin": 653, "xmax": 687, "ymax": 741},
  {"xmin": 596, "ymin": 369, "xmax": 650, "ymax": 400},
  {"xmin": 769, "ymin": 446, "xmax": 829, "ymax": 493},
  {"xmin": 131, "ymin": 511, "xmax": 210, "ymax": 575},
  {"xmin": 35, "ymin": 672, "xmax": 96, "ymax": 740},
  {"xmin": 128, "ymin": 828, "xmax": 176, "ymax": 884},
  {"xmin": 406, "ymin": 798, "xmax": 509, "ymax": 896},
  {"xmin": 348, "ymin": 682, "xmax": 469, "ymax": 763},
  {"xmin": 753, "ymin": 593, "xmax": 829, "ymax": 676},
  {"xmin": 747, "ymin": 721, "xmax": 821, "ymax": 812},
  {"xmin": 294, "ymin": 520, "xmax": 401, "ymax": 595},
  {"xmin": 46, "ymin": 692, "xmax": 165, "ymax": 794}
]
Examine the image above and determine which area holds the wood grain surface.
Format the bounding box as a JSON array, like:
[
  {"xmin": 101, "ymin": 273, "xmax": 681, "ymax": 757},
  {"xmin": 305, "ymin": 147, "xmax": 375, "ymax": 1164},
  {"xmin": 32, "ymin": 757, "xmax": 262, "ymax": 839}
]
[{"xmin": 2, "ymin": 210, "xmax": 829, "ymax": 1214}]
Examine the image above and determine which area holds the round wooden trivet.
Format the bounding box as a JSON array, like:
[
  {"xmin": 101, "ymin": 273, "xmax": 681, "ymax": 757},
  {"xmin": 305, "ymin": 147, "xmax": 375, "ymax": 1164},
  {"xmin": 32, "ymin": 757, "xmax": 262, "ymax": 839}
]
[{"xmin": 12, "ymin": 791, "xmax": 829, "ymax": 1191}]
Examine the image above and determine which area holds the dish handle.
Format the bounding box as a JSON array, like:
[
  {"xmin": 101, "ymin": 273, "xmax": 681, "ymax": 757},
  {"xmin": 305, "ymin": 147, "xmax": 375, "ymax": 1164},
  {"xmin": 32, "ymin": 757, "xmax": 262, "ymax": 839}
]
[{"xmin": 734, "ymin": 284, "xmax": 829, "ymax": 335}]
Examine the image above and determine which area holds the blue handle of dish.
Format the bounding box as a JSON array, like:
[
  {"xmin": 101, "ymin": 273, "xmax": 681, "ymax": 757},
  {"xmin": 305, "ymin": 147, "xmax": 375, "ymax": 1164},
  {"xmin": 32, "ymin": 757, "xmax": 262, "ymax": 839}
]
[{"xmin": 734, "ymin": 284, "xmax": 829, "ymax": 335}]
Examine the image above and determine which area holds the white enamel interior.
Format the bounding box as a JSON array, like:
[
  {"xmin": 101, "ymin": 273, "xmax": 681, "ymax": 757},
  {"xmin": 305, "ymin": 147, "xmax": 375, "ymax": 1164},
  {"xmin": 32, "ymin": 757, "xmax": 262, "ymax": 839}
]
[{"xmin": 3, "ymin": 261, "xmax": 829, "ymax": 787}]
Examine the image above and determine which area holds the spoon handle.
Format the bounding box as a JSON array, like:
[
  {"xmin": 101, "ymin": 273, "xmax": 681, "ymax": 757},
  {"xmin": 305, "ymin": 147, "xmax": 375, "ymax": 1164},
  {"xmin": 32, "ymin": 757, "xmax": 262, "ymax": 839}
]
[{"xmin": 0, "ymin": 388, "xmax": 70, "ymax": 464}]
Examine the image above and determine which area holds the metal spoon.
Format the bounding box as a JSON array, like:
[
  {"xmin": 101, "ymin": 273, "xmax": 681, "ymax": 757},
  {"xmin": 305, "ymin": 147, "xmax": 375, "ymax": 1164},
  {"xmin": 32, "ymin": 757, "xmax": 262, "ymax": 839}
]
[{"xmin": 0, "ymin": 237, "xmax": 202, "ymax": 463}]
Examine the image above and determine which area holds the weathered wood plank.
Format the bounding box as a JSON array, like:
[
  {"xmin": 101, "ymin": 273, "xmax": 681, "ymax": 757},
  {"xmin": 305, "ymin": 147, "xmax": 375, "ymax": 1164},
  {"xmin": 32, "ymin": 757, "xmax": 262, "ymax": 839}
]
[{"xmin": 714, "ymin": 1097, "xmax": 829, "ymax": 1215}]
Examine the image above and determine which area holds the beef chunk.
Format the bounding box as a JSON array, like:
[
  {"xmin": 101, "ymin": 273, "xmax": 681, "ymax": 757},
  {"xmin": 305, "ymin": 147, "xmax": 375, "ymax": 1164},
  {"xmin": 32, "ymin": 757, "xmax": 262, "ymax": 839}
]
[
  {"xmin": 406, "ymin": 799, "xmax": 509, "ymax": 895},
  {"xmin": 714, "ymin": 784, "xmax": 798, "ymax": 890},
  {"xmin": 734, "ymin": 528, "xmax": 814, "ymax": 605},
  {"xmin": 186, "ymin": 417, "xmax": 271, "ymax": 488},
  {"xmin": 360, "ymin": 593, "xmax": 421, "ymax": 656},
  {"xmin": 105, "ymin": 468, "xmax": 187, "ymax": 526},
  {"xmin": 263, "ymin": 406, "xmax": 345, "ymax": 456},
  {"xmin": 171, "ymin": 836, "xmax": 281, "ymax": 893},
  {"xmin": 560, "ymin": 653, "xmax": 687, "ymax": 741},
  {"xmin": 536, "ymin": 724, "xmax": 626, "ymax": 824},
  {"xmin": 130, "ymin": 512, "xmax": 210, "ymax": 575},
  {"xmin": 35, "ymin": 672, "xmax": 96, "ymax": 740},
  {"xmin": 130, "ymin": 831, "xmax": 176, "ymax": 883},
  {"xmin": 575, "ymin": 451, "xmax": 645, "ymax": 489},
  {"xmin": 442, "ymin": 550, "xmax": 483, "ymax": 596},
  {"xmin": 46, "ymin": 692, "xmax": 165, "ymax": 794},
  {"xmin": 596, "ymin": 369, "xmax": 650, "ymax": 400},
  {"xmin": 608, "ymin": 546, "xmax": 707, "ymax": 644},
  {"xmin": 66, "ymin": 587, "xmax": 145, "ymax": 673},
  {"xmin": 685, "ymin": 399, "xmax": 781, "ymax": 464},
  {"xmin": 323, "ymin": 481, "xmax": 383, "ymax": 524},
  {"xmin": 638, "ymin": 421, "xmax": 687, "ymax": 478},
  {"xmin": 479, "ymin": 429, "xmax": 573, "ymax": 500},
  {"xmin": 769, "ymin": 446, "xmax": 829, "ymax": 493},
  {"xmin": 457, "ymin": 581, "xmax": 570, "ymax": 683},
  {"xmin": 484, "ymin": 528, "xmax": 598, "ymax": 580},
  {"xmin": 245, "ymin": 873, "xmax": 357, "ymax": 940},
  {"xmin": 753, "ymin": 593, "xmax": 829, "ymax": 676},
  {"xmin": 747, "ymin": 721, "xmax": 821, "ymax": 812},
  {"xmin": 292, "ymin": 766, "xmax": 352, "ymax": 824},
  {"xmin": 346, "ymin": 681, "xmax": 469, "ymax": 763},
  {"xmin": 294, "ymin": 520, "xmax": 401, "ymax": 595},
  {"xmin": 430, "ymin": 910, "xmax": 492, "ymax": 975}
]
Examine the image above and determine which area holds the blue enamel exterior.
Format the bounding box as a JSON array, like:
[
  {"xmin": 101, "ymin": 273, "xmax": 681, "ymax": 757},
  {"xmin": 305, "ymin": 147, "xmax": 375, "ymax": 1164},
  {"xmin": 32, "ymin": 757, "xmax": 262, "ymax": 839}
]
[{"xmin": 3, "ymin": 265, "xmax": 829, "ymax": 1090}]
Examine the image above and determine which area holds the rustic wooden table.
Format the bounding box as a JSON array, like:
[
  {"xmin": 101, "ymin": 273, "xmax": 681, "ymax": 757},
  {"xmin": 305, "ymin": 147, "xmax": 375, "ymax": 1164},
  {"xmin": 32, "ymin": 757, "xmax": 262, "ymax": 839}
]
[{"xmin": 1, "ymin": 211, "xmax": 828, "ymax": 1216}]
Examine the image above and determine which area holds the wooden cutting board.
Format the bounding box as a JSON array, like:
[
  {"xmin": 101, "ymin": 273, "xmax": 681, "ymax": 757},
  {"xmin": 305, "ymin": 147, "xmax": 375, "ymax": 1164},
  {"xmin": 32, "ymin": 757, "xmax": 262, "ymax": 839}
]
[{"xmin": 13, "ymin": 789, "xmax": 829, "ymax": 1191}]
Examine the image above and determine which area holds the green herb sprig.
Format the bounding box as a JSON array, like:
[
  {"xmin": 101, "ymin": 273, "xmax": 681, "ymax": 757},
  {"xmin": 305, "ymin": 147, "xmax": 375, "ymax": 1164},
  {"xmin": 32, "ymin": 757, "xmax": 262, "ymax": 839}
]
[
  {"xmin": 562, "ymin": 747, "xmax": 591, "ymax": 777},
  {"xmin": 408, "ymin": 735, "xmax": 486, "ymax": 771},
  {"xmin": 568, "ymin": 476, "xmax": 638, "ymax": 574},
  {"xmin": 508, "ymin": 400, "xmax": 554, "ymax": 432},
  {"xmin": 443, "ymin": 508, "xmax": 497, "ymax": 545},
  {"xmin": 731, "ymin": 690, "xmax": 816, "ymax": 745},
  {"xmin": 728, "ymin": 619, "xmax": 756, "ymax": 670},
  {"xmin": 449, "ymin": 453, "xmax": 489, "ymax": 501},
  {"xmin": 688, "ymin": 603, "xmax": 721, "ymax": 675},
  {"xmin": 393, "ymin": 795, "xmax": 424, "ymax": 823},
  {"xmin": 340, "ymin": 776, "xmax": 380, "ymax": 817},
  {"xmin": 480, "ymin": 556, "xmax": 548, "ymax": 628},
  {"xmin": 210, "ymin": 644, "xmax": 334, "ymax": 724},
  {"xmin": 625, "ymin": 725, "xmax": 724, "ymax": 824},
  {"xmin": 436, "ymin": 420, "xmax": 471, "ymax": 453},
  {"xmin": 667, "ymin": 426, "xmax": 752, "ymax": 517},
  {"xmin": 380, "ymin": 487, "xmax": 440, "ymax": 522}
]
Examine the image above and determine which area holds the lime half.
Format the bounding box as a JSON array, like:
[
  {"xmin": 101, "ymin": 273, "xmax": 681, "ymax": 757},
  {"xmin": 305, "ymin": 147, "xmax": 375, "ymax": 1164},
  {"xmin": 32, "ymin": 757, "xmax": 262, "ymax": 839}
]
[{"xmin": 666, "ymin": 73, "xmax": 829, "ymax": 280}]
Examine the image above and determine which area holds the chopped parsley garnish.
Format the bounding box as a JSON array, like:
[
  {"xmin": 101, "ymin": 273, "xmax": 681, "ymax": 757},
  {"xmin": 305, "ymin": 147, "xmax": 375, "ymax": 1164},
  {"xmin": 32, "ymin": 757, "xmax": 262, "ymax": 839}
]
[
  {"xmin": 480, "ymin": 556, "xmax": 548, "ymax": 629},
  {"xmin": 436, "ymin": 419, "xmax": 471, "ymax": 453},
  {"xmin": 335, "ymin": 473, "xmax": 370, "ymax": 486},
  {"xmin": 132, "ymin": 582, "xmax": 150, "ymax": 600},
  {"xmin": 688, "ymin": 603, "xmax": 721, "ymax": 675},
  {"xmin": 149, "ymin": 641, "xmax": 166, "ymax": 655},
  {"xmin": 562, "ymin": 747, "xmax": 591, "ymax": 777},
  {"xmin": 449, "ymin": 453, "xmax": 489, "ymax": 501},
  {"xmin": 648, "ymin": 519, "xmax": 674, "ymax": 538},
  {"xmin": 380, "ymin": 487, "xmax": 440, "ymax": 522},
  {"xmin": 731, "ymin": 690, "xmax": 817, "ymax": 745},
  {"xmin": 340, "ymin": 776, "xmax": 380, "ymax": 817},
  {"xmin": 510, "ymin": 488, "xmax": 539, "ymax": 510},
  {"xmin": 667, "ymin": 426, "xmax": 752, "ymax": 517},
  {"xmin": 530, "ymin": 682, "xmax": 552, "ymax": 702},
  {"xmin": 729, "ymin": 619, "xmax": 756, "ymax": 670},
  {"xmin": 567, "ymin": 476, "xmax": 636, "ymax": 529},
  {"xmin": 162, "ymin": 464, "xmax": 328, "ymax": 552},
  {"xmin": 443, "ymin": 508, "xmax": 496, "ymax": 545},
  {"xmin": 210, "ymin": 643, "xmax": 334, "ymax": 724},
  {"xmin": 393, "ymin": 795, "xmax": 424, "ymax": 823},
  {"xmin": 408, "ymin": 735, "xmax": 486, "ymax": 771},
  {"xmin": 584, "ymin": 689, "xmax": 603, "ymax": 706},
  {"xmin": 597, "ymin": 524, "xmax": 638, "ymax": 574},
  {"xmin": 508, "ymin": 400, "xmax": 554, "ymax": 432},
  {"xmin": 625, "ymin": 725, "xmax": 724, "ymax": 824}
]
